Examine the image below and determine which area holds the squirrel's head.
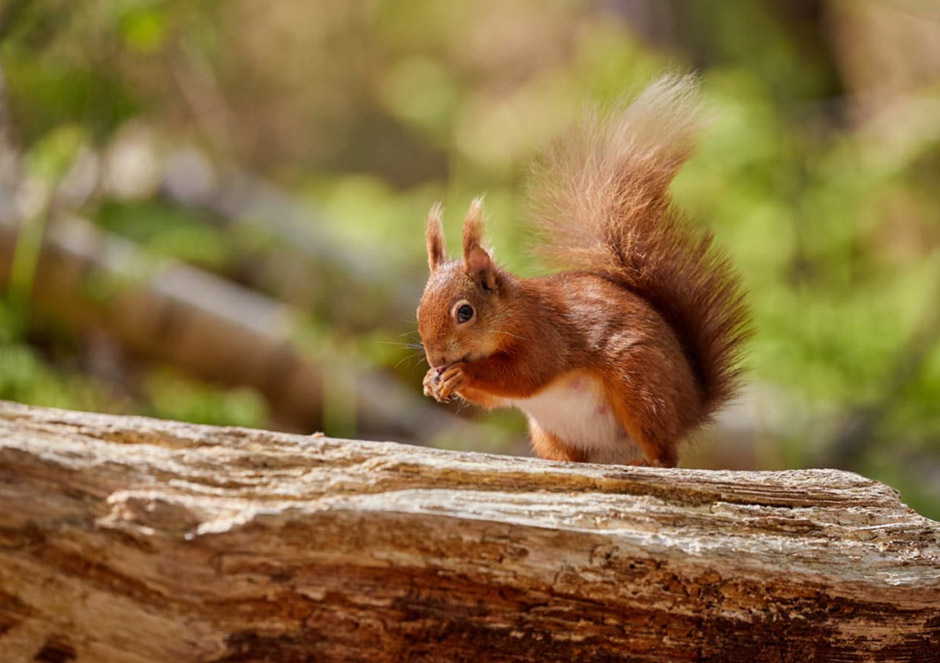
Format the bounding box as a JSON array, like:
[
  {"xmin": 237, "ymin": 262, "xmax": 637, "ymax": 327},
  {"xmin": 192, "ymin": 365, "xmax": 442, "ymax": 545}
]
[{"xmin": 417, "ymin": 198, "xmax": 513, "ymax": 369}]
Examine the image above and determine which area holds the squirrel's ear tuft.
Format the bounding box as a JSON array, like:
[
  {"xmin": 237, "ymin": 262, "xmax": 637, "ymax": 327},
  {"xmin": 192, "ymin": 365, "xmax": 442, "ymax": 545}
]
[
  {"xmin": 426, "ymin": 203, "xmax": 446, "ymax": 272},
  {"xmin": 462, "ymin": 197, "xmax": 497, "ymax": 291}
]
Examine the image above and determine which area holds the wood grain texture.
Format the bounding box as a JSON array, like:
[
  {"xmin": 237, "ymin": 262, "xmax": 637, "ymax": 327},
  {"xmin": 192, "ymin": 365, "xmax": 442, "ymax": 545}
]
[{"xmin": 0, "ymin": 401, "xmax": 938, "ymax": 662}]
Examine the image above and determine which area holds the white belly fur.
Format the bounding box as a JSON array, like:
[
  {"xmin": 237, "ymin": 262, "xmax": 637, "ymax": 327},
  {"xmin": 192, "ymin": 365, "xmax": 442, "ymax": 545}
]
[{"xmin": 511, "ymin": 372, "xmax": 641, "ymax": 463}]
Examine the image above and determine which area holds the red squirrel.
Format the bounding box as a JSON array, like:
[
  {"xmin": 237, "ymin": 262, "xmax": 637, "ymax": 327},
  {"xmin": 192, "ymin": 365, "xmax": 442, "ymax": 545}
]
[{"xmin": 417, "ymin": 75, "xmax": 750, "ymax": 467}]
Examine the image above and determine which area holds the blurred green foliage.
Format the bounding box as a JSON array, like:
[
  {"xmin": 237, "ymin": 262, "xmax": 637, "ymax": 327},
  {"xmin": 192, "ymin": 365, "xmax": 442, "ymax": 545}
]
[
  {"xmin": 97, "ymin": 200, "xmax": 236, "ymax": 269},
  {"xmin": 0, "ymin": 0, "xmax": 937, "ymax": 516}
]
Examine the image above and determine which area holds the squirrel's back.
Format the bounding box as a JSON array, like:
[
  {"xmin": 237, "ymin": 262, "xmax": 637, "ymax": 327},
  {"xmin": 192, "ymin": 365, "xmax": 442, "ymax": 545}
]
[{"xmin": 529, "ymin": 74, "xmax": 750, "ymax": 420}]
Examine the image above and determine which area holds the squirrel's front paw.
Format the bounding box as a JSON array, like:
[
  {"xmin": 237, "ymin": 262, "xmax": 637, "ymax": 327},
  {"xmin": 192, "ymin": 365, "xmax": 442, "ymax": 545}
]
[
  {"xmin": 423, "ymin": 367, "xmax": 454, "ymax": 403},
  {"xmin": 423, "ymin": 364, "xmax": 467, "ymax": 403},
  {"xmin": 436, "ymin": 363, "xmax": 468, "ymax": 402}
]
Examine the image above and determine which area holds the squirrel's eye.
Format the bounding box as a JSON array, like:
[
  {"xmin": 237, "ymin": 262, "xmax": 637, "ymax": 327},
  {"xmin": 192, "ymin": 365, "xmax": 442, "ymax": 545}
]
[{"xmin": 456, "ymin": 304, "xmax": 474, "ymax": 323}]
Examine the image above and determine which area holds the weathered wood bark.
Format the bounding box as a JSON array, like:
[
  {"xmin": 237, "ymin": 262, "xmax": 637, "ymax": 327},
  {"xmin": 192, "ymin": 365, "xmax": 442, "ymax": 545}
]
[{"xmin": 0, "ymin": 402, "xmax": 938, "ymax": 663}]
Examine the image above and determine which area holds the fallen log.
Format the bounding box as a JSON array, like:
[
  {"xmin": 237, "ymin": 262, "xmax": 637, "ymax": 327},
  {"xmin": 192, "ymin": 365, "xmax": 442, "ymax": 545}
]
[{"xmin": 0, "ymin": 401, "xmax": 938, "ymax": 662}]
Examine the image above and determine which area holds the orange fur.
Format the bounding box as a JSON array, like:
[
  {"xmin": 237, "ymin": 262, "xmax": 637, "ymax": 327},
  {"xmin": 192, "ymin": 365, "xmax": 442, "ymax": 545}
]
[
  {"xmin": 418, "ymin": 75, "xmax": 751, "ymax": 467},
  {"xmin": 530, "ymin": 74, "xmax": 751, "ymax": 418}
]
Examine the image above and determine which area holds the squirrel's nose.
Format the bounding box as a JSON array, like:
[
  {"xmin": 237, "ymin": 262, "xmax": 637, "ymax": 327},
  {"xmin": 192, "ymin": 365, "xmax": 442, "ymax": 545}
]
[{"xmin": 428, "ymin": 353, "xmax": 446, "ymax": 369}]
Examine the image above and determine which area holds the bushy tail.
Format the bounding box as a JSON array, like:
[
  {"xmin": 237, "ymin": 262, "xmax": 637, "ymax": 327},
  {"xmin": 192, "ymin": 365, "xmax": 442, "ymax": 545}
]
[{"xmin": 529, "ymin": 74, "xmax": 751, "ymax": 417}]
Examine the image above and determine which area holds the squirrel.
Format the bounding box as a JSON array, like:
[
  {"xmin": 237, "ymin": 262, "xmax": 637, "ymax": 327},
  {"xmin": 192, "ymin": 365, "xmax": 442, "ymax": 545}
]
[{"xmin": 417, "ymin": 75, "xmax": 750, "ymax": 467}]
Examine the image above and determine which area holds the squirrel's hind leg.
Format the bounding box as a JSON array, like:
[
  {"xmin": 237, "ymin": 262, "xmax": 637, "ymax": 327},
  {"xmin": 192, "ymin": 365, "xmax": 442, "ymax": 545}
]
[
  {"xmin": 601, "ymin": 338, "xmax": 702, "ymax": 468},
  {"xmin": 603, "ymin": 377, "xmax": 687, "ymax": 468},
  {"xmin": 607, "ymin": 394, "xmax": 681, "ymax": 468}
]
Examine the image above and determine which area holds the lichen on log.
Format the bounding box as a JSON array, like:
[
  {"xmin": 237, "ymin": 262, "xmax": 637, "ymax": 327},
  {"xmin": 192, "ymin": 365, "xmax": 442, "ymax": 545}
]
[{"xmin": 0, "ymin": 401, "xmax": 938, "ymax": 662}]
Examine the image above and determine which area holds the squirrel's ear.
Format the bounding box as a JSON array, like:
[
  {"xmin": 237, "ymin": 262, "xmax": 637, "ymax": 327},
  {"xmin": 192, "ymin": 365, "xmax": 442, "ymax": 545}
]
[
  {"xmin": 426, "ymin": 203, "xmax": 446, "ymax": 272},
  {"xmin": 462, "ymin": 197, "xmax": 498, "ymax": 291}
]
